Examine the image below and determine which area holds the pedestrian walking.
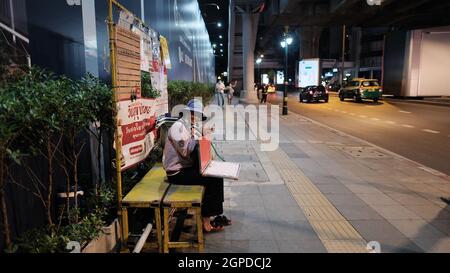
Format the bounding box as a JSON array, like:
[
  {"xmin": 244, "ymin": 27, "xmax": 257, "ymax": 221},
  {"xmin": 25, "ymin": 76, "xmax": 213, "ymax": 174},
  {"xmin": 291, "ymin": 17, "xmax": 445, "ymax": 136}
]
[
  {"xmin": 260, "ymin": 84, "xmax": 268, "ymax": 104},
  {"xmin": 215, "ymin": 80, "xmax": 226, "ymax": 107},
  {"xmin": 226, "ymin": 80, "xmax": 237, "ymax": 105}
]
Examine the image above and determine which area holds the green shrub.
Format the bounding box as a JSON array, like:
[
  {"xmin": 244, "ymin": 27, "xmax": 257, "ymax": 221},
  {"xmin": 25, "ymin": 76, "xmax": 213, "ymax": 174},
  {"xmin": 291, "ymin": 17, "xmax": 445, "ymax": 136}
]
[
  {"xmin": 168, "ymin": 80, "xmax": 214, "ymax": 108},
  {"xmin": 141, "ymin": 72, "xmax": 161, "ymax": 99}
]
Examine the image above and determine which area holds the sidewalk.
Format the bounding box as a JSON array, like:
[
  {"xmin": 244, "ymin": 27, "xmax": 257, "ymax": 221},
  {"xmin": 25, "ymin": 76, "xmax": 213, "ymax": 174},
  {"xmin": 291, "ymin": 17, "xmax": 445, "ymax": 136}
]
[
  {"xmin": 385, "ymin": 96, "xmax": 450, "ymax": 107},
  {"xmin": 198, "ymin": 98, "xmax": 450, "ymax": 253}
]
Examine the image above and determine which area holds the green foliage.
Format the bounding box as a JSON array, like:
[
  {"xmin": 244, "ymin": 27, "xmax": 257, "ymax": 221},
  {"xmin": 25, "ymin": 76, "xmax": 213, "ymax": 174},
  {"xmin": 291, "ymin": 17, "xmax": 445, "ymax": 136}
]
[
  {"xmin": 168, "ymin": 80, "xmax": 214, "ymax": 108},
  {"xmin": 15, "ymin": 206, "xmax": 107, "ymax": 253},
  {"xmin": 141, "ymin": 72, "xmax": 161, "ymax": 99},
  {"xmin": 15, "ymin": 226, "xmax": 70, "ymax": 253},
  {"xmin": 62, "ymin": 208, "xmax": 106, "ymax": 249},
  {"xmin": 1, "ymin": 67, "xmax": 116, "ymax": 252}
]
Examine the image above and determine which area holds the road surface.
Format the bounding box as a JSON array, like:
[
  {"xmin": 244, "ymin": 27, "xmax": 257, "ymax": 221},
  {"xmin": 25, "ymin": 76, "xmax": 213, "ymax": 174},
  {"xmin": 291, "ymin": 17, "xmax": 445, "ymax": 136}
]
[{"xmin": 274, "ymin": 92, "xmax": 450, "ymax": 176}]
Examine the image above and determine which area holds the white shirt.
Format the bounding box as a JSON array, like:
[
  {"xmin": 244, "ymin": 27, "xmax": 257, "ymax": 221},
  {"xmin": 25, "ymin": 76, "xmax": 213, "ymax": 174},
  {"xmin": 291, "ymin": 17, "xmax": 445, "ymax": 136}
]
[
  {"xmin": 215, "ymin": 82, "xmax": 225, "ymax": 94},
  {"xmin": 163, "ymin": 119, "xmax": 198, "ymax": 175}
]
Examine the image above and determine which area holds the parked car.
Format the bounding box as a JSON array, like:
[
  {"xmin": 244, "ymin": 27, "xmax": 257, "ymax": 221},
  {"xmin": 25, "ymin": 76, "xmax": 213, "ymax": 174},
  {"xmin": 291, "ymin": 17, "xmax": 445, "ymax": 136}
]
[
  {"xmin": 326, "ymin": 82, "xmax": 341, "ymax": 92},
  {"xmin": 299, "ymin": 85, "xmax": 329, "ymax": 103},
  {"xmin": 339, "ymin": 79, "xmax": 382, "ymax": 103}
]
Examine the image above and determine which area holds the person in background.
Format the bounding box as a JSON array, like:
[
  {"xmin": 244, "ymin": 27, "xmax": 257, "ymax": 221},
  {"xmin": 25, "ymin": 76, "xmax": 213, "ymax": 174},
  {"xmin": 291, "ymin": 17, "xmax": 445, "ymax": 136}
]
[
  {"xmin": 163, "ymin": 99, "xmax": 231, "ymax": 232},
  {"xmin": 259, "ymin": 84, "xmax": 268, "ymax": 104},
  {"xmin": 215, "ymin": 80, "xmax": 226, "ymax": 107},
  {"xmin": 226, "ymin": 80, "xmax": 237, "ymax": 105}
]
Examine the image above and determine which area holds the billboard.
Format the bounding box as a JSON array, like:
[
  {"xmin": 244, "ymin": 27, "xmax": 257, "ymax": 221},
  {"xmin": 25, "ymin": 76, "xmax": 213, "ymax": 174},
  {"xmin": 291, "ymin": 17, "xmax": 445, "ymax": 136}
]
[
  {"xmin": 276, "ymin": 71, "xmax": 284, "ymax": 85},
  {"xmin": 298, "ymin": 59, "xmax": 320, "ymax": 88}
]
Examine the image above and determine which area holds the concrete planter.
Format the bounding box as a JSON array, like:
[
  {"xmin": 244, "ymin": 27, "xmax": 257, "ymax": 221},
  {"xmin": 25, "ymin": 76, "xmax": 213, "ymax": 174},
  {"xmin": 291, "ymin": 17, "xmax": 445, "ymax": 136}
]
[{"xmin": 82, "ymin": 219, "xmax": 121, "ymax": 253}]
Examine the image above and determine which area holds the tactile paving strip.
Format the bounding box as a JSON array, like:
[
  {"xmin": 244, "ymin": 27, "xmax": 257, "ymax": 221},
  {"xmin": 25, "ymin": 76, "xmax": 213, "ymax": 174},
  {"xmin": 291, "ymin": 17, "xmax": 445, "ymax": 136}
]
[{"xmin": 269, "ymin": 149, "xmax": 368, "ymax": 253}]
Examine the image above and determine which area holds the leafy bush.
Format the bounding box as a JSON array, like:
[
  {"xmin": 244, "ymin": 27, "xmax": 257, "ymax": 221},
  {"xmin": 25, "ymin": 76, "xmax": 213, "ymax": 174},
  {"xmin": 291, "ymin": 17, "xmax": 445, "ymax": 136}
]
[
  {"xmin": 168, "ymin": 80, "xmax": 214, "ymax": 108},
  {"xmin": 141, "ymin": 72, "xmax": 161, "ymax": 99}
]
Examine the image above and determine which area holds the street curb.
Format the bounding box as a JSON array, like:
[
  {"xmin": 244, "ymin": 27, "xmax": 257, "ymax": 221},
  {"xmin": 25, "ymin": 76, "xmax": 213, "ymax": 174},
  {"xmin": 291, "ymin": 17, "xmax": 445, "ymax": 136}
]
[
  {"xmin": 385, "ymin": 98, "xmax": 450, "ymax": 108},
  {"xmin": 291, "ymin": 111, "xmax": 450, "ymax": 180}
]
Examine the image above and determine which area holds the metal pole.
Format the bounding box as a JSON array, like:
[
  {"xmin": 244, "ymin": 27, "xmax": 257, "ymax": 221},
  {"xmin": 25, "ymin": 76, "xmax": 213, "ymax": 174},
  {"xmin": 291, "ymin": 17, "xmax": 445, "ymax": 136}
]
[
  {"xmin": 340, "ymin": 24, "xmax": 346, "ymax": 85},
  {"xmin": 283, "ymin": 40, "xmax": 289, "ymax": 116},
  {"xmin": 107, "ymin": 0, "xmax": 127, "ymax": 246}
]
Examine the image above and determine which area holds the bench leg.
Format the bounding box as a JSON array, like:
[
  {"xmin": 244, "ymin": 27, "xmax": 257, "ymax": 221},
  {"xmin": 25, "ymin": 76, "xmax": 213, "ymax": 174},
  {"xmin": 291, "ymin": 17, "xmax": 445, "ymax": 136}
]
[
  {"xmin": 121, "ymin": 207, "xmax": 129, "ymax": 252},
  {"xmin": 163, "ymin": 208, "xmax": 170, "ymax": 254},
  {"xmin": 196, "ymin": 207, "xmax": 205, "ymax": 253},
  {"xmin": 155, "ymin": 207, "xmax": 163, "ymax": 253}
]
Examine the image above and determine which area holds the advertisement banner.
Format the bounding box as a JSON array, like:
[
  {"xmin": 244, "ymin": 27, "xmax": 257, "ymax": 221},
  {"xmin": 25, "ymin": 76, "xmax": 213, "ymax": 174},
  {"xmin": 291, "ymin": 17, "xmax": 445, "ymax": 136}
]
[{"xmin": 117, "ymin": 99, "xmax": 159, "ymax": 170}]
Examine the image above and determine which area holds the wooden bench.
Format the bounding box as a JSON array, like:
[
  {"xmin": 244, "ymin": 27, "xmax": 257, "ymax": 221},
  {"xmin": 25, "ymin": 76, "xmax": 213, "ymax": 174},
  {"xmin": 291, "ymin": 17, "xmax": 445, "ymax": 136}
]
[
  {"xmin": 122, "ymin": 164, "xmax": 205, "ymax": 253},
  {"xmin": 162, "ymin": 184, "xmax": 205, "ymax": 253},
  {"xmin": 122, "ymin": 164, "xmax": 169, "ymax": 252}
]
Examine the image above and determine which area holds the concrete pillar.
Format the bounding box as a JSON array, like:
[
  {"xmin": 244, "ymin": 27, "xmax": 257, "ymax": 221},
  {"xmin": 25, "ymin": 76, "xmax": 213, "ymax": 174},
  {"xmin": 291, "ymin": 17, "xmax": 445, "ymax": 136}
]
[
  {"xmin": 298, "ymin": 26, "xmax": 322, "ymax": 60},
  {"xmin": 351, "ymin": 27, "xmax": 362, "ymax": 78},
  {"xmin": 242, "ymin": 12, "xmax": 259, "ymax": 103}
]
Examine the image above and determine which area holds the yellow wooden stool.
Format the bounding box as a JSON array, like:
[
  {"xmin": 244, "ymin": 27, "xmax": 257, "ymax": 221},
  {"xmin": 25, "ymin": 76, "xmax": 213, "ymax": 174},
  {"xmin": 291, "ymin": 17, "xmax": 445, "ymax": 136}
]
[
  {"xmin": 161, "ymin": 185, "xmax": 205, "ymax": 253},
  {"xmin": 122, "ymin": 165, "xmax": 169, "ymax": 253}
]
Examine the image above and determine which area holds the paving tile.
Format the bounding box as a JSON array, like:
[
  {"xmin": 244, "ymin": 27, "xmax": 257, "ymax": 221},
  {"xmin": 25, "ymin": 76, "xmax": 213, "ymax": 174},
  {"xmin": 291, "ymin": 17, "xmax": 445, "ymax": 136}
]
[
  {"xmin": 279, "ymin": 143, "xmax": 309, "ymax": 158},
  {"xmin": 389, "ymin": 220, "xmax": 447, "ymax": 239},
  {"xmin": 265, "ymin": 206, "xmax": 308, "ymax": 222},
  {"xmin": 324, "ymin": 193, "xmax": 368, "ymax": 207},
  {"xmin": 413, "ymin": 237, "xmax": 450, "ymax": 253},
  {"xmin": 376, "ymin": 237, "xmax": 423, "ymax": 253},
  {"xmin": 292, "ymin": 159, "xmax": 330, "ymax": 176},
  {"xmin": 370, "ymin": 205, "xmax": 422, "ymax": 220},
  {"xmin": 231, "ymin": 194, "xmax": 264, "ymax": 207},
  {"xmin": 406, "ymin": 205, "xmax": 450, "ymax": 220},
  {"xmin": 276, "ymin": 240, "xmax": 327, "ymax": 253},
  {"xmin": 261, "ymin": 193, "xmax": 298, "ymax": 208},
  {"xmin": 387, "ymin": 193, "xmax": 434, "ymax": 206},
  {"xmin": 270, "ymin": 220, "xmax": 320, "ymax": 241},
  {"xmin": 308, "ymin": 176, "xmax": 343, "ymax": 185},
  {"xmin": 249, "ymin": 240, "xmax": 280, "ymax": 253},
  {"xmin": 315, "ymin": 183, "xmax": 354, "ymax": 194},
  {"xmin": 229, "ymin": 185, "xmax": 260, "ymax": 196},
  {"xmin": 345, "ymin": 183, "xmax": 383, "ymax": 194},
  {"xmin": 335, "ymin": 205, "xmax": 384, "ymax": 220},
  {"xmin": 258, "ymin": 185, "xmax": 291, "ymax": 196},
  {"xmin": 370, "ymin": 183, "xmax": 412, "ymax": 194},
  {"xmin": 356, "ymin": 193, "xmax": 399, "ymax": 206},
  {"xmin": 350, "ymin": 220, "xmax": 406, "ymax": 240}
]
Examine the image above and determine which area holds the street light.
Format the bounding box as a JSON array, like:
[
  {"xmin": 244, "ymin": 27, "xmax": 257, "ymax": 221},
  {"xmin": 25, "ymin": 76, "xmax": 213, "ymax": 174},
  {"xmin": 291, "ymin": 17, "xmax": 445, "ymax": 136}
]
[
  {"xmin": 256, "ymin": 58, "xmax": 263, "ymax": 86},
  {"xmin": 217, "ymin": 22, "xmax": 222, "ymax": 28},
  {"xmin": 281, "ymin": 34, "xmax": 293, "ymax": 116}
]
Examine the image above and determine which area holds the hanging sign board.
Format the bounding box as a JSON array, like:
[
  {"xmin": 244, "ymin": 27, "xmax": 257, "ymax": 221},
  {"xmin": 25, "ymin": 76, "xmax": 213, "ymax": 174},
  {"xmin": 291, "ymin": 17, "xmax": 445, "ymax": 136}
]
[
  {"xmin": 115, "ymin": 26, "xmax": 141, "ymax": 101},
  {"xmin": 112, "ymin": 11, "xmax": 169, "ymax": 171},
  {"xmin": 160, "ymin": 35, "xmax": 172, "ymax": 70}
]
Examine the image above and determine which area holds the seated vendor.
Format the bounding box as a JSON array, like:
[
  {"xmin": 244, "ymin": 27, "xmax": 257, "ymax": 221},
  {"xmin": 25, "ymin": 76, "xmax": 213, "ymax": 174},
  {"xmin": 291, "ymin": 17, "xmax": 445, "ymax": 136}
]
[{"xmin": 163, "ymin": 99, "xmax": 231, "ymax": 233}]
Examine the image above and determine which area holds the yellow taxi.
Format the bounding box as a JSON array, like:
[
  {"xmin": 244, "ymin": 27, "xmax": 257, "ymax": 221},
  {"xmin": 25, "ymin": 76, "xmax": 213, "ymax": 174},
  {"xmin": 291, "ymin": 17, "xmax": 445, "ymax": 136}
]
[{"xmin": 338, "ymin": 78, "xmax": 383, "ymax": 103}]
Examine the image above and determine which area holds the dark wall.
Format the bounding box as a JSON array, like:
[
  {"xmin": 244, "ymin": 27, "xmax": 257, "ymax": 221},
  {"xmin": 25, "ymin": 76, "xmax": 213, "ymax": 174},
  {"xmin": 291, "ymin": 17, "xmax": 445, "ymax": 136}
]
[
  {"xmin": 384, "ymin": 30, "xmax": 407, "ymax": 96},
  {"xmin": 25, "ymin": 0, "xmax": 214, "ymax": 83}
]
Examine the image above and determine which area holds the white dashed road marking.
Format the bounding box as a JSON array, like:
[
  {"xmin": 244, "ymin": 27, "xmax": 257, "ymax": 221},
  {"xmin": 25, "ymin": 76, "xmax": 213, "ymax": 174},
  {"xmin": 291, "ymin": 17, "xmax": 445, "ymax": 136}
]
[
  {"xmin": 386, "ymin": 121, "xmax": 396, "ymax": 125},
  {"xmin": 399, "ymin": 111, "xmax": 412, "ymax": 114},
  {"xmin": 371, "ymin": 118, "xmax": 380, "ymax": 121},
  {"xmin": 359, "ymin": 115, "xmax": 367, "ymax": 118},
  {"xmin": 422, "ymin": 129, "xmax": 440, "ymax": 134},
  {"xmin": 402, "ymin": 124, "xmax": 415, "ymax": 128}
]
